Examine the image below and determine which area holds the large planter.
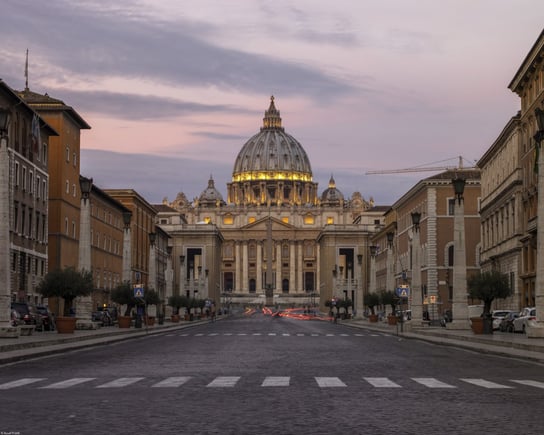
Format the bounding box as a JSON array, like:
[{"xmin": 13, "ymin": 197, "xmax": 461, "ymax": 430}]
[
  {"xmin": 387, "ymin": 315, "xmax": 398, "ymax": 326},
  {"xmin": 171, "ymin": 314, "xmax": 180, "ymax": 323},
  {"xmin": 470, "ymin": 317, "xmax": 484, "ymax": 334},
  {"xmin": 146, "ymin": 316, "xmax": 155, "ymax": 326},
  {"xmin": 369, "ymin": 314, "xmax": 379, "ymax": 323},
  {"xmin": 117, "ymin": 316, "xmax": 132, "ymax": 328},
  {"xmin": 56, "ymin": 316, "xmax": 77, "ymax": 334}
]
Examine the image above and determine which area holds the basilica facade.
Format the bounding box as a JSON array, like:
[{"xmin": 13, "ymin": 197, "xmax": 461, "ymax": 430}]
[{"xmin": 157, "ymin": 97, "xmax": 387, "ymax": 312}]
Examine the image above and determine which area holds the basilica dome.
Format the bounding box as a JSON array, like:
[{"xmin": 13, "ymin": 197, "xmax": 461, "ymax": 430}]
[{"xmin": 228, "ymin": 97, "xmax": 318, "ymax": 206}]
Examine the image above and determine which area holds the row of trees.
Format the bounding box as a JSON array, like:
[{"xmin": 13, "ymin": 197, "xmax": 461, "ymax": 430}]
[
  {"xmin": 167, "ymin": 294, "xmax": 210, "ymax": 315},
  {"xmin": 362, "ymin": 270, "xmax": 513, "ymax": 317}
]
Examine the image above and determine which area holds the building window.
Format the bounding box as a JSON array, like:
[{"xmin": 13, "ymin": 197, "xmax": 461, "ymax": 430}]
[
  {"xmin": 36, "ymin": 175, "xmax": 40, "ymax": 198},
  {"xmin": 29, "ymin": 171, "xmax": 33, "ymax": 195},
  {"xmin": 66, "ymin": 146, "xmax": 70, "ymax": 162},
  {"xmin": 303, "ymin": 214, "xmax": 314, "ymax": 225},
  {"xmin": 248, "ymin": 217, "xmax": 256, "ymax": 224},
  {"xmin": 327, "ymin": 217, "xmax": 334, "ymax": 224},
  {"xmin": 282, "ymin": 216, "xmax": 289, "ymax": 224},
  {"xmin": 14, "ymin": 162, "xmax": 19, "ymax": 187},
  {"xmin": 65, "ymin": 180, "xmax": 70, "ymax": 194},
  {"xmin": 304, "ymin": 272, "xmax": 315, "ymax": 292},
  {"xmin": 72, "ymin": 221, "xmax": 76, "ymax": 238},
  {"xmin": 73, "ymin": 152, "xmax": 77, "ymax": 166},
  {"xmin": 14, "ymin": 202, "xmax": 19, "ymax": 233},
  {"xmin": 22, "ymin": 166, "xmax": 27, "ymax": 191},
  {"xmin": 448, "ymin": 198, "xmax": 455, "ymax": 216},
  {"xmin": 42, "ymin": 143, "xmax": 47, "ymax": 164},
  {"xmin": 65, "ymin": 218, "xmax": 69, "ymax": 235},
  {"xmin": 223, "ymin": 214, "xmax": 234, "ymax": 225},
  {"xmin": 282, "ymin": 279, "xmax": 289, "ymax": 293},
  {"xmin": 204, "ymin": 217, "xmax": 211, "ymax": 224}
]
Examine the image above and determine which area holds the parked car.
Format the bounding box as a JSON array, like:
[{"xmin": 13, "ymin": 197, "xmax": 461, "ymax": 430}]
[
  {"xmin": 11, "ymin": 302, "xmax": 44, "ymax": 331},
  {"xmin": 36, "ymin": 305, "xmax": 54, "ymax": 331},
  {"xmin": 513, "ymin": 307, "xmax": 537, "ymax": 333},
  {"xmin": 492, "ymin": 310, "xmax": 515, "ymax": 330},
  {"xmin": 499, "ymin": 312, "xmax": 519, "ymax": 332},
  {"xmin": 11, "ymin": 309, "xmax": 23, "ymax": 327}
]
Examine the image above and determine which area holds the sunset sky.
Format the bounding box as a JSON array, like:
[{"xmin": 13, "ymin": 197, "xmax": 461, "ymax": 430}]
[{"xmin": 2, "ymin": 0, "xmax": 543, "ymax": 205}]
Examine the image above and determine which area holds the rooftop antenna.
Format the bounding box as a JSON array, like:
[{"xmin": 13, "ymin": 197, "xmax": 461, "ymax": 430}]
[{"xmin": 24, "ymin": 49, "xmax": 29, "ymax": 91}]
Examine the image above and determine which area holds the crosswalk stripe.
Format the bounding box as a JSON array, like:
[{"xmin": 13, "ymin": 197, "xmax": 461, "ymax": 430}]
[
  {"xmin": 296, "ymin": 333, "xmax": 304, "ymax": 336},
  {"xmin": 460, "ymin": 378, "xmax": 513, "ymax": 389},
  {"xmin": 208, "ymin": 333, "xmax": 218, "ymax": 336},
  {"xmin": 510, "ymin": 380, "xmax": 544, "ymax": 389},
  {"xmin": 315, "ymin": 377, "xmax": 346, "ymax": 387},
  {"xmin": 252, "ymin": 333, "xmax": 262, "ymax": 336},
  {"xmin": 262, "ymin": 377, "xmax": 290, "ymax": 387},
  {"xmin": 311, "ymin": 333, "xmax": 319, "ymax": 336},
  {"xmin": 96, "ymin": 377, "xmax": 145, "ymax": 388},
  {"xmin": 40, "ymin": 378, "xmax": 96, "ymax": 389},
  {"xmin": 268, "ymin": 333, "xmax": 276, "ymax": 336},
  {"xmin": 0, "ymin": 378, "xmax": 46, "ymax": 390},
  {"xmin": 282, "ymin": 333, "xmax": 290, "ymax": 336},
  {"xmin": 237, "ymin": 333, "xmax": 247, "ymax": 336},
  {"xmin": 412, "ymin": 378, "xmax": 456, "ymax": 388},
  {"xmin": 207, "ymin": 376, "xmax": 240, "ymax": 388},
  {"xmin": 151, "ymin": 377, "xmax": 191, "ymax": 388},
  {"xmin": 195, "ymin": 333, "xmax": 204, "ymax": 336},
  {"xmin": 364, "ymin": 377, "xmax": 401, "ymax": 388},
  {"xmin": 223, "ymin": 333, "xmax": 232, "ymax": 336}
]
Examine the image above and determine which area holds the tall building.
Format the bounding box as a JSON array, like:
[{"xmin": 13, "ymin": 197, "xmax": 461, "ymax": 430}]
[
  {"xmin": 158, "ymin": 97, "xmax": 387, "ymax": 312},
  {"xmin": 0, "ymin": 80, "xmax": 57, "ymax": 303}
]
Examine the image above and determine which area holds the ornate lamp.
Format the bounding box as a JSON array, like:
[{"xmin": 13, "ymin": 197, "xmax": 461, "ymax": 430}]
[
  {"xmin": 452, "ymin": 177, "xmax": 466, "ymax": 205},
  {"xmin": 386, "ymin": 231, "xmax": 394, "ymax": 248},
  {"xmin": 369, "ymin": 245, "xmax": 378, "ymax": 257},
  {"xmin": 149, "ymin": 232, "xmax": 156, "ymax": 246},
  {"xmin": 122, "ymin": 211, "xmax": 132, "ymax": 228},
  {"xmin": 411, "ymin": 211, "xmax": 421, "ymax": 230},
  {"xmin": 79, "ymin": 175, "xmax": 93, "ymax": 200},
  {"xmin": 0, "ymin": 107, "xmax": 10, "ymax": 135}
]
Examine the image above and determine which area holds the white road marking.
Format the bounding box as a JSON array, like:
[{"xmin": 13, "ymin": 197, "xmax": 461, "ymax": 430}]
[
  {"xmin": 96, "ymin": 377, "xmax": 145, "ymax": 388},
  {"xmin": 364, "ymin": 377, "xmax": 401, "ymax": 388},
  {"xmin": 262, "ymin": 377, "xmax": 290, "ymax": 387},
  {"xmin": 40, "ymin": 378, "xmax": 96, "ymax": 389},
  {"xmin": 0, "ymin": 378, "xmax": 46, "ymax": 389},
  {"xmin": 315, "ymin": 377, "xmax": 346, "ymax": 387},
  {"xmin": 460, "ymin": 378, "xmax": 513, "ymax": 389},
  {"xmin": 510, "ymin": 380, "xmax": 544, "ymax": 389},
  {"xmin": 151, "ymin": 377, "xmax": 191, "ymax": 388},
  {"xmin": 207, "ymin": 376, "xmax": 240, "ymax": 388},
  {"xmin": 412, "ymin": 378, "xmax": 456, "ymax": 388}
]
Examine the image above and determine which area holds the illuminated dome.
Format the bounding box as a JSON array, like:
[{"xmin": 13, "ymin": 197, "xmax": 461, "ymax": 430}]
[{"xmin": 228, "ymin": 97, "xmax": 318, "ymax": 206}]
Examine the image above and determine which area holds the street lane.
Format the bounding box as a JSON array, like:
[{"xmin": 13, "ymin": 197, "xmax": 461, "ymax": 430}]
[{"xmin": 1, "ymin": 312, "xmax": 543, "ymax": 434}]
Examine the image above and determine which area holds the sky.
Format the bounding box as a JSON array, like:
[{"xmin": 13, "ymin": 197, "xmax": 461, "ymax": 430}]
[{"xmin": 1, "ymin": 0, "xmax": 543, "ymax": 206}]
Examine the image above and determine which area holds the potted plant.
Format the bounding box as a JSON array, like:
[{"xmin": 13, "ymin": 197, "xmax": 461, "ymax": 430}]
[
  {"xmin": 364, "ymin": 292, "xmax": 380, "ymax": 322},
  {"xmin": 468, "ymin": 270, "xmax": 513, "ymax": 334},
  {"xmin": 168, "ymin": 295, "xmax": 186, "ymax": 322},
  {"xmin": 111, "ymin": 281, "xmax": 137, "ymax": 328},
  {"xmin": 381, "ymin": 290, "xmax": 399, "ymax": 325},
  {"xmin": 36, "ymin": 267, "xmax": 94, "ymax": 334},
  {"xmin": 144, "ymin": 288, "xmax": 161, "ymax": 326}
]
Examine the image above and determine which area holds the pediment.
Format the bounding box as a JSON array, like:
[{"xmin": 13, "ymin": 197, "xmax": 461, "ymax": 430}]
[{"xmin": 242, "ymin": 216, "xmax": 295, "ymax": 231}]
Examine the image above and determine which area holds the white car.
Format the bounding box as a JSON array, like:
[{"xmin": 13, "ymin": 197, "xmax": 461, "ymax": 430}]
[
  {"xmin": 513, "ymin": 307, "xmax": 537, "ymax": 333},
  {"xmin": 491, "ymin": 310, "xmax": 515, "ymax": 330}
]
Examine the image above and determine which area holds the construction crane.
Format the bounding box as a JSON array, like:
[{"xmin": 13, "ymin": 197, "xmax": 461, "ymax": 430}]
[{"xmin": 365, "ymin": 156, "xmax": 479, "ymax": 175}]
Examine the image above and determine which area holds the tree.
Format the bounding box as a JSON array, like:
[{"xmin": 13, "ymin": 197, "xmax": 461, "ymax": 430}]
[
  {"xmin": 363, "ymin": 292, "xmax": 380, "ymax": 315},
  {"xmin": 37, "ymin": 267, "xmax": 94, "ymax": 317},
  {"xmin": 380, "ymin": 290, "xmax": 398, "ymax": 316},
  {"xmin": 168, "ymin": 294, "xmax": 187, "ymax": 315},
  {"xmin": 144, "ymin": 288, "xmax": 161, "ymax": 306},
  {"xmin": 110, "ymin": 281, "xmax": 137, "ymax": 316},
  {"xmin": 468, "ymin": 270, "xmax": 513, "ymax": 316}
]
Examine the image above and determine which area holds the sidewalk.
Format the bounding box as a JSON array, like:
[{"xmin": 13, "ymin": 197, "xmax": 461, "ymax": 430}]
[
  {"xmin": 2, "ymin": 317, "xmax": 544, "ymax": 365},
  {"xmin": 342, "ymin": 318, "xmax": 544, "ymax": 363},
  {"xmin": 0, "ymin": 319, "xmax": 206, "ymax": 364}
]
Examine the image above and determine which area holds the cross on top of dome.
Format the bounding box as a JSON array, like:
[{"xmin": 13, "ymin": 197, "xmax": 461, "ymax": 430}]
[{"xmin": 262, "ymin": 95, "xmax": 284, "ymax": 131}]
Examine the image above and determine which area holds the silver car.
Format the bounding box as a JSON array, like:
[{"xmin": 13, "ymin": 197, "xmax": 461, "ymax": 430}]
[{"xmin": 513, "ymin": 307, "xmax": 537, "ymax": 333}]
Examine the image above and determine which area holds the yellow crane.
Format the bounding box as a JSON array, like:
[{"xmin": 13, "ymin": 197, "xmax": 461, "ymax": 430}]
[{"xmin": 365, "ymin": 156, "xmax": 479, "ymax": 175}]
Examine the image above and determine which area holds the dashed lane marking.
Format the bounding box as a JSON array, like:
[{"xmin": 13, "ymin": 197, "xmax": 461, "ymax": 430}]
[
  {"xmin": 40, "ymin": 378, "xmax": 96, "ymax": 389},
  {"xmin": 315, "ymin": 377, "xmax": 346, "ymax": 387},
  {"xmin": 0, "ymin": 378, "xmax": 46, "ymax": 389},
  {"xmin": 363, "ymin": 377, "xmax": 401, "ymax": 388},
  {"xmin": 151, "ymin": 377, "xmax": 192, "ymax": 388},
  {"xmin": 510, "ymin": 380, "xmax": 544, "ymax": 389},
  {"xmin": 206, "ymin": 376, "xmax": 240, "ymax": 388},
  {"xmin": 262, "ymin": 377, "xmax": 290, "ymax": 387},
  {"xmin": 96, "ymin": 377, "xmax": 145, "ymax": 388},
  {"xmin": 460, "ymin": 378, "xmax": 513, "ymax": 389}
]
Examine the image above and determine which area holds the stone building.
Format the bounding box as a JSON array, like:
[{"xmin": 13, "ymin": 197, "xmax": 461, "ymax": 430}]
[
  {"xmin": 158, "ymin": 97, "xmax": 387, "ymax": 312},
  {"xmin": 0, "ymin": 80, "xmax": 57, "ymax": 305}
]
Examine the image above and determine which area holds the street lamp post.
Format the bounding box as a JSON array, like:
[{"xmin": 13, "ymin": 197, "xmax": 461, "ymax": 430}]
[
  {"xmin": 76, "ymin": 175, "xmax": 94, "ymax": 329},
  {"xmin": 528, "ymin": 107, "xmax": 544, "ymax": 337},
  {"xmin": 147, "ymin": 232, "xmax": 157, "ymax": 320},
  {"xmin": 386, "ymin": 231, "xmax": 395, "ymax": 299},
  {"xmin": 121, "ymin": 211, "xmax": 132, "ymax": 282},
  {"xmin": 0, "ymin": 108, "xmax": 16, "ymax": 337},
  {"xmin": 447, "ymin": 176, "xmax": 470, "ymax": 330},
  {"xmin": 410, "ymin": 212, "xmax": 423, "ymax": 327}
]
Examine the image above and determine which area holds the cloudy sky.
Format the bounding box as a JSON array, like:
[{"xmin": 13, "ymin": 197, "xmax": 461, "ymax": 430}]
[{"xmin": 1, "ymin": 0, "xmax": 543, "ymax": 205}]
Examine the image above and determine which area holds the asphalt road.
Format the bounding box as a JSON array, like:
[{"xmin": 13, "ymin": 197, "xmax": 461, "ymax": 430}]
[{"xmin": 1, "ymin": 312, "xmax": 543, "ymax": 435}]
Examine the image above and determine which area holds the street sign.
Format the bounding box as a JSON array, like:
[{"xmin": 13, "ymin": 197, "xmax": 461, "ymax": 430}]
[
  {"xmin": 133, "ymin": 285, "xmax": 144, "ymax": 298},
  {"xmin": 396, "ymin": 285, "xmax": 410, "ymax": 298}
]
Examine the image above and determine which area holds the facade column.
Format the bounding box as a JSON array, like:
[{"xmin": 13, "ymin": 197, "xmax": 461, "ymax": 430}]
[
  {"xmin": 355, "ymin": 253, "xmax": 364, "ymax": 318},
  {"xmin": 410, "ymin": 215, "xmax": 423, "ymax": 327},
  {"xmin": 528, "ymin": 109, "xmax": 544, "ymax": 337},
  {"xmin": 76, "ymin": 176, "xmax": 94, "ymax": 329},
  {"xmin": 147, "ymin": 232, "xmax": 157, "ymax": 318},
  {"xmin": 179, "ymin": 255, "xmax": 186, "ymax": 298},
  {"xmin": 289, "ymin": 242, "xmax": 296, "ymax": 293},
  {"xmin": 316, "ymin": 244, "xmax": 321, "ymax": 297},
  {"xmin": 297, "ymin": 242, "xmax": 303, "ymax": 292},
  {"xmin": 0, "ymin": 114, "xmax": 17, "ymax": 336},
  {"xmin": 164, "ymin": 247, "xmax": 173, "ymax": 317},
  {"xmin": 235, "ymin": 242, "xmax": 241, "ymax": 292},
  {"xmin": 448, "ymin": 179, "xmax": 470, "ymax": 330},
  {"xmin": 242, "ymin": 242, "xmax": 248, "ymax": 292},
  {"xmin": 122, "ymin": 212, "xmax": 132, "ymax": 282},
  {"xmin": 275, "ymin": 242, "xmax": 281, "ymax": 293},
  {"xmin": 256, "ymin": 241, "xmax": 263, "ymax": 293}
]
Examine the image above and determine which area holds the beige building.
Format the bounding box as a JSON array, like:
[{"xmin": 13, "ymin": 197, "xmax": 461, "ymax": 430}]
[
  {"xmin": 158, "ymin": 97, "xmax": 387, "ymax": 312},
  {"xmin": 372, "ymin": 170, "xmax": 481, "ymax": 322}
]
